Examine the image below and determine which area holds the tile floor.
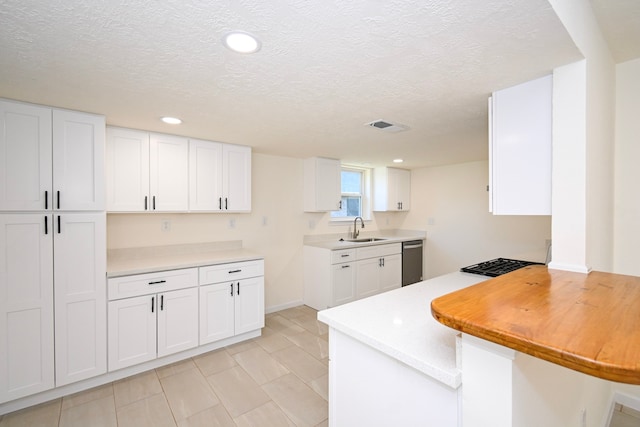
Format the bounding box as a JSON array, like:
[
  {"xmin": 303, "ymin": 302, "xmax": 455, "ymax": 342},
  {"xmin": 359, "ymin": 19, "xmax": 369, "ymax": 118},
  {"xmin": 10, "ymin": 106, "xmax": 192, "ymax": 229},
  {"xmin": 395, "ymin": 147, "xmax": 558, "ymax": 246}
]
[{"xmin": 0, "ymin": 305, "xmax": 328, "ymax": 427}]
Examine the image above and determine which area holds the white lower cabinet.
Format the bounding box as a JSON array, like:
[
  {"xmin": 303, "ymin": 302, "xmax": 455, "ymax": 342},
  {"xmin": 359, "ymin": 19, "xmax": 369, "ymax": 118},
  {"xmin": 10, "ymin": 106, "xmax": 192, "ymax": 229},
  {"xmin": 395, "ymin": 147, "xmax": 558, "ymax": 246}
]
[
  {"xmin": 0, "ymin": 212, "xmax": 106, "ymax": 402},
  {"xmin": 0, "ymin": 214, "xmax": 54, "ymax": 403},
  {"xmin": 304, "ymin": 243, "xmax": 401, "ymax": 310},
  {"xmin": 54, "ymin": 213, "xmax": 107, "ymax": 386},
  {"xmin": 355, "ymin": 245, "xmax": 402, "ymax": 298},
  {"xmin": 331, "ymin": 261, "xmax": 356, "ymax": 307},
  {"xmin": 107, "ymin": 269, "xmax": 199, "ymax": 371},
  {"xmin": 199, "ymin": 260, "xmax": 265, "ymax": 345}
]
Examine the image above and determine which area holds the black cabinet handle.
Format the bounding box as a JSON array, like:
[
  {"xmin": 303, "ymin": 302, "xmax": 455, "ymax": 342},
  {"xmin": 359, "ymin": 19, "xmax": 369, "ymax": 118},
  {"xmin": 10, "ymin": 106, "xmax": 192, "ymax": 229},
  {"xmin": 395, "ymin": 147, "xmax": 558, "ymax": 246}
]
[
  {"xmin": 144, "ymin": 196, "xmax": 148, "ymax": 210},
  {"xmin": 153, "ymin": 196, "xmax": 156, "ymax": 210},
  {"xmin": 379, "ymin": 258, "xmax": 382, "ymax": 267},
  {"xmin": 230, "ymin": 283, "xmax": 234, "ymax": 296},
  {"xmin": 382, "ymin": 258, "xmax": 385, "ymax": 267},
  {"xmin": 237, "ymin": 282, "xmax": 240, "ymax": 295},
  {"xmin": 57, "ymin": 216, "xmax": 61, "ymax": 234},
  {"xmin": 341, "ymin": 254, "xmax": 350, "ymax": 258},
  {"xmin": 151, "ymin": 296, "xmax": 155, "ymax": 313},
  {"xmin": 45, "ymin": 191, "xmax": 48, "ymax": 210},
  {"xmin": 160, "ymin": 294, "xmax": 164, "ymax": 311},
  {"xmin": 228, "ymin": 269, "xmax": 242, "ymax": 274},
  {"xmin": 148, "ymin": 280, "xmax": 166, "ymax": 285},
  {"xmin": 341, "ymin": 265, "xmax": 350, "ymax": 269},
  {"xmin": 219, "ymin": 197, "xmax": 222, "ymax": 210},
  {"xmin": 57, "ymin": 191, "xmax": 60, "ymax": 209},
  {"xmin": 225, "ymin": 197, "xmax": 228, "ymax": 210},
  {"xmin": 44, "ymin": 216, "xmax": 48, "ymax": 234}
]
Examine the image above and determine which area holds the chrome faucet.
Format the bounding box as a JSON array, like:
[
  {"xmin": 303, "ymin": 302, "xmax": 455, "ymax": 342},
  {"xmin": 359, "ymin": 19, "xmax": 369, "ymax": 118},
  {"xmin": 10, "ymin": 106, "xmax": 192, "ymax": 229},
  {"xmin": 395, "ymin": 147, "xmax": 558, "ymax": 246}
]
[{"xmin": 352, "ymin": 216, "xmax": 364, "ymax": 239}]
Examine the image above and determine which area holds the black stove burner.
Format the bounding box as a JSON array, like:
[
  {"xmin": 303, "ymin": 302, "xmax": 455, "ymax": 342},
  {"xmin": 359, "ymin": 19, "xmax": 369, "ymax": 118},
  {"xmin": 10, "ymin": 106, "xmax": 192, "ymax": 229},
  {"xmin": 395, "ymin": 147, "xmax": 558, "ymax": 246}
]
[{"xmin": 460, "ymin": 258, "xmax": 544, "ymax": 277}]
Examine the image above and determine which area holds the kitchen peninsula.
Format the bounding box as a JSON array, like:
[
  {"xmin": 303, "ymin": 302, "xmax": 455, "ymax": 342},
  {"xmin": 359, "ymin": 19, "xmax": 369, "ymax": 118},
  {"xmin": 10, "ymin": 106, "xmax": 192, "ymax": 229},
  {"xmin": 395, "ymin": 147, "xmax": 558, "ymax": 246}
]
[{"xmin": 319, "ymin": 266, "xmax": 640, "ymax": 426}]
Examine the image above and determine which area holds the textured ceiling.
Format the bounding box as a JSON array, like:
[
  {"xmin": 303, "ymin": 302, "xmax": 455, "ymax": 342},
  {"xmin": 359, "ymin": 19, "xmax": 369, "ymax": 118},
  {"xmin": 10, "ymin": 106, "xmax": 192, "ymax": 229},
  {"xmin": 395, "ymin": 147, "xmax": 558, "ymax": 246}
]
[
  {"xmin": 0, "ymin": 0, "xmax": 628, "ymax": 169},
  {"xmin": 590, "ymin": 0, "xmax": 640, "ymax": 63}
]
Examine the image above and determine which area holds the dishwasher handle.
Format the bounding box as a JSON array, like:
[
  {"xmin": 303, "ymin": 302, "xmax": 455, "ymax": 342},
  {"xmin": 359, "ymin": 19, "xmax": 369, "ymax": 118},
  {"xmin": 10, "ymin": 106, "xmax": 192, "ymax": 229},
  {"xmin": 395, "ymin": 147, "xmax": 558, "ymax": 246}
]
[{"xmin": 403, "ymin": 242, "xmax": 423, "ymax": 249}]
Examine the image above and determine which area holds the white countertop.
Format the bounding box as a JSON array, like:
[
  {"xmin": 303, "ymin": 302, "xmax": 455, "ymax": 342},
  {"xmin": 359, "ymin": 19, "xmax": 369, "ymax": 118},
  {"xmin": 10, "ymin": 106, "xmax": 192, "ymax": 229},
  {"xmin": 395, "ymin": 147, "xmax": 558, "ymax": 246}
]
[
  {"xmin": 107, "ymin": 241, "xmax": 263, "ymax": 277},
  {"xmin": 317, "ymin": 271, "xmax": 487, "ymax": 388}
]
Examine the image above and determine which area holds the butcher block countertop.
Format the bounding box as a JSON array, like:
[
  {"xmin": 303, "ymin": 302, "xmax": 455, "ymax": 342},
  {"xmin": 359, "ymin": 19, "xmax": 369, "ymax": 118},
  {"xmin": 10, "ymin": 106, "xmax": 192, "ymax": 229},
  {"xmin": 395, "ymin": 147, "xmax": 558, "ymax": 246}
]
[{"xmin": 431, "ymin": 265, "xmax": 640, "ymax": 384}]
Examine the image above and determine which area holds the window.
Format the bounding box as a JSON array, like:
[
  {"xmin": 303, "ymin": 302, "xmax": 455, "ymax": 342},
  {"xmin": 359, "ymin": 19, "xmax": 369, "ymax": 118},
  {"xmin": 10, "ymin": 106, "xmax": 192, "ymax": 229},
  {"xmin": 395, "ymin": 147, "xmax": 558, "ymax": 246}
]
[{"xmin": 331, "ymin": 166, "xmax": 370, "ymax": 220}]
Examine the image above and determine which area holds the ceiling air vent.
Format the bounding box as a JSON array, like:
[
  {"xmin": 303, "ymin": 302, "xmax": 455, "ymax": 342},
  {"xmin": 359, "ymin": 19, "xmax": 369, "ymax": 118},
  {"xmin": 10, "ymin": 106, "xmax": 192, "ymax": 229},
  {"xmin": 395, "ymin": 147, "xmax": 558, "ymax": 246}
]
[{"xmin": 365, "ymin": 120, "xmax": 409, "ymax": 133}]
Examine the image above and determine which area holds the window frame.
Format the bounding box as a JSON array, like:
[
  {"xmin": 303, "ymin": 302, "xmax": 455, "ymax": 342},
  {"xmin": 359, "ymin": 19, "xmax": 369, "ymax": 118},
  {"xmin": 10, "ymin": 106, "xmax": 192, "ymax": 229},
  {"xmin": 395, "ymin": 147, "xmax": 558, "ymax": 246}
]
[{"xmin": 330, "ymin": 165, "xmax": 371, "ymax": 223}]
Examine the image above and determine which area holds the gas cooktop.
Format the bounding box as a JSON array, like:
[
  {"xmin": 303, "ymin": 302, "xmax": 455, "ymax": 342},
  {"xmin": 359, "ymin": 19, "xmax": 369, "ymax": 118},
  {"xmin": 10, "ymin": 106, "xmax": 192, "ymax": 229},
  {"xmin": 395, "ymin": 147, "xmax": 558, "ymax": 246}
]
[{"xmin": 460, "ymin": 258, "xmax": 544, "ymax": 277}]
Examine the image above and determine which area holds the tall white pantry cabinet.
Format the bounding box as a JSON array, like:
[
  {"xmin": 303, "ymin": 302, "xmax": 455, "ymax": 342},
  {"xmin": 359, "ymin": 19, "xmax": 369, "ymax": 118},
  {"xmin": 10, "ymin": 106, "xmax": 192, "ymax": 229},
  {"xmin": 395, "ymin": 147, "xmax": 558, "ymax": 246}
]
[{"xmin": 0, "ymin": 99, "xmax": 106, "ymax": 403}]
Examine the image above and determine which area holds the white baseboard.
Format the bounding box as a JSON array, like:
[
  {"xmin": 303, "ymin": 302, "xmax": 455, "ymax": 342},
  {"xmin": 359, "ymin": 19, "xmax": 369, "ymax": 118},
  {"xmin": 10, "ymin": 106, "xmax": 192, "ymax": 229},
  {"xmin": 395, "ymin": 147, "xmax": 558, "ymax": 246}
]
[{"xmin": 266, "ymin": 299, "xmax": 305, "ymax": 314}]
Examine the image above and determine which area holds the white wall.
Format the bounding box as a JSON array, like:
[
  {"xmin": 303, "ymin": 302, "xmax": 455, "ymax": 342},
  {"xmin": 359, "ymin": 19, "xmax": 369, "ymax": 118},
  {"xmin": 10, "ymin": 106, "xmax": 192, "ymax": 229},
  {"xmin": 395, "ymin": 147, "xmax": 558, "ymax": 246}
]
[
  {"xmin": 548, "ymin": 0, "xmax": 616, "ymax": 273},
  {"xmin": 402, "ymin": 161, "xmax": 551, "ymax": 279},
  {"xmin": 613, "ymin": 58, "xmax": 640, "ymax": 276}
]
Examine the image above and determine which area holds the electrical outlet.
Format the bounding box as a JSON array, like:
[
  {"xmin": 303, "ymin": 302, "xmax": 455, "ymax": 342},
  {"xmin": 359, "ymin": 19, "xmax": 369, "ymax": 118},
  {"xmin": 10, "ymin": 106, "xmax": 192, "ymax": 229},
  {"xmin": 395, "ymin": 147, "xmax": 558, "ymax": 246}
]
[
  {"xmin": 229, "ymin": 218, "xmax": 236, "ymax": 229},
  {"xmin": 161, "ymin": 219, "xmax": 171, "ymax": 232},
  {"xmin": 262, "ymin": 216, "xmax": 268, "ymax": 226}
]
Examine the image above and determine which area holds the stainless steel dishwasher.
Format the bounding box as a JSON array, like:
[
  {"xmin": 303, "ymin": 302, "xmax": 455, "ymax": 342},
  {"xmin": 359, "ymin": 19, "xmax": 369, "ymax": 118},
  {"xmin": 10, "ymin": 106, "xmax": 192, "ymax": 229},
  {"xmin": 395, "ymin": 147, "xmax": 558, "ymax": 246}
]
[{"xmin": 402, "ymin": 240, "xmax": 423, "ymax": 286}]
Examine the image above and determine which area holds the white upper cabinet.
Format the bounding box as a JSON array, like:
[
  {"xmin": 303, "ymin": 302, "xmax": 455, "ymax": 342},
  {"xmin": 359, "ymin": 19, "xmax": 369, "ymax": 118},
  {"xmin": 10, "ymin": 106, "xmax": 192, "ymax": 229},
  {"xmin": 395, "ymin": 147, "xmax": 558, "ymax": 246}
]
[
  {"xmin": 106, "ymin": 128, "xmax": 189, "ymax": 212},
  {"xmin": 0, "ymin": 100, "xmax": 105, "ymax": 211},
  {"xmin": 373, "ymin": 167, "xmax": 411, "ymax": 212},
  {"xmin": 106, "ymin": 127, "xmax": 150, "ymax": 212},
  {"xmin": 189, "ymin": 139, "xmax": 223, "ymax": 211},
  {"xmin": 189, "ymin": 140, "xmax": 252, "ymax": 212},
  {"xmin": 149, "ymin": 133, "xmax": 189, "ymax": 211},
  {"xmin": 489, "ymin": 74, "xmax": 552, "ymax": 215},
  {"xmin": 52, "ymin": 110, "xmax": 105, "ymax": 211},
  {"xmin": 223, "ymin": 144, "xmax": 252, "ymax": 212},
  {"xmin": 0, "ymin": 101, "xmax": 51, "ymax": 211},
  {"xmin": 108, "ymin": 128, "xmax": 251, "ymax": 213},
  {"xmin": 304, "ymin": 157, "xmax": 341, "ymax": 212}
]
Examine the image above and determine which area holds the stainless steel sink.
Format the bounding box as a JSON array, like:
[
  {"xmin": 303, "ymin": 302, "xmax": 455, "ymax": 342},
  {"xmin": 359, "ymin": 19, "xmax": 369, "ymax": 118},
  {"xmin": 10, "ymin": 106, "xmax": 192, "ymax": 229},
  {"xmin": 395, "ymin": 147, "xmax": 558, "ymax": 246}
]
[{"xmin": 344, "ymin": 238, "xmax": 387, "ymax": 243}]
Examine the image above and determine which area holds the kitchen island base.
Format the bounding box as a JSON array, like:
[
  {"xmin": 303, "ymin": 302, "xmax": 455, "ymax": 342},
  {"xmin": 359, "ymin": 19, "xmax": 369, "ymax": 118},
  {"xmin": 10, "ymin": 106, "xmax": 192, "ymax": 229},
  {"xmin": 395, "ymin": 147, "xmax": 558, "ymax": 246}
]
[{"xmin": 328, "ymin": 328, "xmax": 459, "ymax": 426}]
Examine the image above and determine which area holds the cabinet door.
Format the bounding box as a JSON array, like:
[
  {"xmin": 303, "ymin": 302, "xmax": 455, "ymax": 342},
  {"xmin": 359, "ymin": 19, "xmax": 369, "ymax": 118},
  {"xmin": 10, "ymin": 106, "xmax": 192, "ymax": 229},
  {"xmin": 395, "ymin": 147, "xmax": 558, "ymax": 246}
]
[
  {"xmin": 189, "ymin": 139, "xmax": 223, "ymax": 211},
  {"xmin": 379, "ymin": 254, "xmax": 402, "ymax": 293},
  {"xmin": 0, "ymin": 100, "xmax": 52, "ymax": 211},
  {"xmin": 108, "ymin": 295, "xmax": 156, "ymax": 371},
  {"xmin": 157, "ymin": 288, "xmax": 199, "ymax": 357},
  {"xmin": 393, "ymin": 169, "xmax": 411, "ymax": 211},
  {"xmin": 304, "ymin": 157, "xmax": 341, "ymax": 212},
  {"xmin": 235, "ymin": 276, "xmax": 264, "ymax": 335},
  {"xmin": 149, "ymin": 133, "xmax": 189, "ymax": 211},
  {"xmin": 54, "ymin": 213, "xmax": 106, "ymax": 386},
  {"xmin": 223, "ymin": 144, "xmax": 251, "ymax": 212},
  {"xmin": 52, "ymin": 110, "xmax": 105, "ymax": 211},
  {"xmin": 106, "ymin": 127, "xmax": 150, "ymax": 212},
  {"xmin": 490, "ymin": 75, "xmax": 552, "ymax": 215},
  {"xmin": 0, "ymin": 214, "xmax": 54, "ymax": 403},
  {"xmin": 331, "ymin": 262, "xmax": 356, "ymax": 307},
  {"xmin": 356, "ymin": 257, "xmax": 381, "ymax": 299},
  {"xmin": 199, "ymin": 283, "xmax": 235, "ymax": 344}
]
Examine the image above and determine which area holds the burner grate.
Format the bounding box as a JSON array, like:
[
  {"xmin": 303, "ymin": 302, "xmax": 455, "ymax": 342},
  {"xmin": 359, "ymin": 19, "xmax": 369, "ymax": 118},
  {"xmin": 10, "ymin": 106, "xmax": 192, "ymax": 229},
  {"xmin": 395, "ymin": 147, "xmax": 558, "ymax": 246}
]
[{"xmin": 460, "ymin": 258, "xmax": 544, "ymax": 277}]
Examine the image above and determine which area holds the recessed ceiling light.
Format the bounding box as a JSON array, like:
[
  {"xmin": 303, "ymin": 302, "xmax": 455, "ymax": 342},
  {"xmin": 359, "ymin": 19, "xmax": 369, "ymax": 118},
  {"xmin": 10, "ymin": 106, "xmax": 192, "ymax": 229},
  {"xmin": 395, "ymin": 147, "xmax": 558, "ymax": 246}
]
[
  {"xmin": 393, "ymin": 159, "xmax": 404, "ymax": 163},
  {"xmin": 161, "ymin": 117, "xmax": 182, "ymax": 125},
  {"xmin": 223, "ymin": 31, "xmax": 261, "ymax": 54}
]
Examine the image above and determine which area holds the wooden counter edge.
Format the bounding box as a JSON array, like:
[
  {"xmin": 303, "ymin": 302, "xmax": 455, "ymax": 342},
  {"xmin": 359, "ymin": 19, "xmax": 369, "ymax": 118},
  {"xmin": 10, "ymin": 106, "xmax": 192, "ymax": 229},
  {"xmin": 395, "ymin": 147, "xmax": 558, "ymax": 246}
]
[{"xmin": 430, "ymin": 301, "xmax": 640, "ymax": 385}]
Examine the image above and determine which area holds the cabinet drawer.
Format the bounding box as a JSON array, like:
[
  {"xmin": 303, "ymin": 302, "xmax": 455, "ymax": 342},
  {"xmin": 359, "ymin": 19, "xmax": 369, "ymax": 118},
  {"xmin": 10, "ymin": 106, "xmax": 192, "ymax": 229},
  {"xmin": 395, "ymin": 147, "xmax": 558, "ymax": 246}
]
[
  {"xmin": 108, "ymin": 268, "xmax": 198, "ymax": 300},
  {"xmin": 199, "ymin": 259, "xmax": 264, "ymax": 285},
  {"xmin": 331, "ymin": 249, "xmax": 356, "ymax": 264},
  {"xmin": 356, "ymin": 243, "xmax": 401, "ymax": 260}
]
